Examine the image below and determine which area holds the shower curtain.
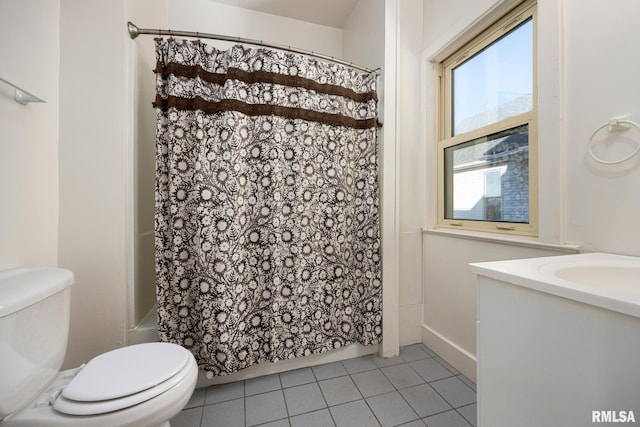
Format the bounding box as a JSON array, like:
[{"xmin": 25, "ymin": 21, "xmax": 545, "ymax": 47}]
[{"xmin": 154, "ymin": 38, "xmax": 381, "ymax": 377}]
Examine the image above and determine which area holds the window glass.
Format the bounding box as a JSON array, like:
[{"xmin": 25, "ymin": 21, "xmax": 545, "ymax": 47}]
[
  {"xmin": 452, "ymin": 19, "xmax": 533, "ymax": 136},
  {"xmin": 444, "ymin": 124, "xmax": 529, "ymax": 223},
  {"xmin": 437, "ymin": 1, "xmax": 537, "ymax": 236}
]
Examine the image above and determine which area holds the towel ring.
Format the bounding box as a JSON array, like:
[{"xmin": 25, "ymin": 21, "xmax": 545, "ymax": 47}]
[{"xmin": 588, "ymin": 119, "xmax": 640, "ymax": 165}]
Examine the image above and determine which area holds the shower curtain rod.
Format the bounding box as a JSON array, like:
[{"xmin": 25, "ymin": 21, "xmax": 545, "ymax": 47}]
[{"xmin": 127, "ymin": 22, "xmax": 380, "ymax": 74}]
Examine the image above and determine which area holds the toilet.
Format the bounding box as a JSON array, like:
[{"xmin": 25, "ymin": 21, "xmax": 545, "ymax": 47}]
[{"xmin": 0, "ymin": 268, "xmax": 198, "ymax": 427}]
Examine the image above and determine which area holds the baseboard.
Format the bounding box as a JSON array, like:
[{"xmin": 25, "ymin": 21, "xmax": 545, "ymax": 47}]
[{"xmin": 421, "ymin": 323, "xmax": 477, "ymax": 382}]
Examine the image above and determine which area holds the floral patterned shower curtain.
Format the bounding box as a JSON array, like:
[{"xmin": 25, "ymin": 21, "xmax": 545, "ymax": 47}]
[{"xmin": 154, "ymin": 38, "xmax": 381, "ymax": 377}]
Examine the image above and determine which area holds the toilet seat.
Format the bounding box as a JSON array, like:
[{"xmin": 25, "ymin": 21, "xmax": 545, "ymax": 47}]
[{"xmin": 53, "ymin": 343, "xmax": 192, "ymax": 416}]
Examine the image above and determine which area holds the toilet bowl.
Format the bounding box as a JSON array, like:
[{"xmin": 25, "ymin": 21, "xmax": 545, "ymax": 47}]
[
  {"xmin": 3, "ymin": 343, "xmax": 198, "ymax": 427},
  {"xmin": 0, "ymin": 268, "xmax": 198, "ymax": 427}
]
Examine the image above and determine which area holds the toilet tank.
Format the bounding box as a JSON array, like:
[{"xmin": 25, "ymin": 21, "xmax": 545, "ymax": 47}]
[{"xmin": 0, "ymin": 268, "xmax": 74, "ymax": 420}]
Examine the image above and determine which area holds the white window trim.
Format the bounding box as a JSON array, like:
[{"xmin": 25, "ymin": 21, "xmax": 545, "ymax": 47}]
[{"xmin": 433, "ymin": 0, "xmax": 539, "ymax": 237}]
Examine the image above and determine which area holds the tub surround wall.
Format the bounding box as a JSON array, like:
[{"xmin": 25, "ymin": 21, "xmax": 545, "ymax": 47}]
[
  {"xmin": 342, "ymin": 0, "xmax": 385, "ymax": 71},
  {"xmin": 168, "ymin": 0, "xmax": 344, "ymax": 57},
  {"xmin": 344, "ymin": 0, "xmax": 403, "ymax": 357},
  {"xmin": 126, "ymin": 0, "xmax": 168, "ymax": 329}
]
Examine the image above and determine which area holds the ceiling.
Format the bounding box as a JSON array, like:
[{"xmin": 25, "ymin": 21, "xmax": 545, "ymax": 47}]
[{"xmin": 211, "ymin": 0, "xmax": 360, "ymax": 28}]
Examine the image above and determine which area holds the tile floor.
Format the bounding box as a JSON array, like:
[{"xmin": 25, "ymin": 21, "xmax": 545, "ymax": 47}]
[{"xmin": 171, "ymin": 343, "xmax": 476, "ymax": 427}]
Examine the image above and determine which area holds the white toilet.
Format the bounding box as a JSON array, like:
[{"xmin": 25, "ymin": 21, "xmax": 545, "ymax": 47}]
[{"xmin": 0, "ymin": 268, "xmax": 198, "ymax": 427}]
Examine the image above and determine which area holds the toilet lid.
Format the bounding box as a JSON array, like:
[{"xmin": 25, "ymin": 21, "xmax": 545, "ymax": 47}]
[{"xmin": 53, "ymin": 342, "xmax": 193, "ymax": 416}]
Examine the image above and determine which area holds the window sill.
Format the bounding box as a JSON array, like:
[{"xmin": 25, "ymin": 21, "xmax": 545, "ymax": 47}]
[{"xmin": 422, "ymin": 227, "xmax": 582, "ymax": 254}]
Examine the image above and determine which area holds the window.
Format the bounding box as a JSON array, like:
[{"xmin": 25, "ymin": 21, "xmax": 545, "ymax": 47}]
[{"xmin": 437, "ymin": 1, "xmax": 537, "ymax": 236}]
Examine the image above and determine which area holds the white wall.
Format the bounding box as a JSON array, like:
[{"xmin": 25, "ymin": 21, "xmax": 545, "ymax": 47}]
[
  {"xmin": 395, "ymin": 0, "xmax": 425, "ymax": 347},
  {"xmin": 0, "ymin": 0, "xmax": 60, "ymax": 270},
  {"xmin": 168, "ymin": 0, "xmax": 343, "ymax": 57},
  {"xmin": 367, "ymin": 0, "xmax": 424, "ymax": 350},
  {"xmin": 59, "ymin": 0, "xmax": 129, "ymax": 368},
  {"xmin": 343, "ymin": 0, "xmax": 426, "ymax": 355},
  {"xmin": 563, "ymin": 0, "xmax": 640, "ymax": 256},
  {"xmin": 0, "ymin": 0, "xmax": 130, "ymax": 369},
  {"xmin": 343, "ymin": 0, "xmax": 385, "ymax": 71},
  {"xmin": 421, "ymin": 0, "xmax": 640, "ymax": 380}
]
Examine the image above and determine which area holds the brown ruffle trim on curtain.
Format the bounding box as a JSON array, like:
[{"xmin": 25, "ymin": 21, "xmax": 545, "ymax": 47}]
[
  {"xmin": 153, "ymin": 95, "xmax": 378, "ymax": 129},
  {"xmin": 154, "ymin": 62, "xmax": 378, "ymax": 103}
]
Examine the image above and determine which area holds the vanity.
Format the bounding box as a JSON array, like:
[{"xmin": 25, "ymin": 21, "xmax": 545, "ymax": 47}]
[{"xmin": 469, "ymin": 253, "xmax": 640, "ymax": 427}]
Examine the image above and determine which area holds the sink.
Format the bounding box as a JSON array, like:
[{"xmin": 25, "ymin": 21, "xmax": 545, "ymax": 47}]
[
  {"xmin": 537, "ymin": 255, "xmax": 640, "ymax": 293},
  {"xmin": 472, "ymin": 251, "xmax": 640, "ymax": 427},
  {"xmin": 552, "ymin": 265, "xmax": 640, "ymax": 290},
  {"xmin": 470, "ymin": 252, "xmax": 640, "ymax": 319}
]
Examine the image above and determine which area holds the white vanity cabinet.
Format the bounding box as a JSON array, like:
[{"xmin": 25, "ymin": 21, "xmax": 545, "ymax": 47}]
[{"xmin": 471, "ymin": 253, "xmax": 640, "ymax": 427}]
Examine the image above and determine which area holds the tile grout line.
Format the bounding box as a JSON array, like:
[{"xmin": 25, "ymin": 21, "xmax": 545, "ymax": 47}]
[
  {"xmin": 397, "ymin": 346, "xmax": 477, "ymax": 425},
  {"xmin": 454, "ymin": 406, "xmax": 475, "ymax": 427},
  {"xmin": 188, "ymin": 344, "xmax": 476, "ymax": 427},
  {"xmin": 312, "ymin": 364, "xmax": 341, "ymax": 427},
  {"xmin": 340, "ymin": 356, "xmax": 385, "ymax": 427},
  {"xmin": 400, "ymin": 350, "xmax": 457, "ymax": 422},
  {"xmin": 424, "ymin": 373, "xmax": 477, "ymax": 425},
  {"xmin": 243, "ymin": 389, "xmax": 248, "ymax": 427},
  {"xmin": 361, "ymin": 394, "xmax": 384, "ymax": 427},
  {"xmin": 198, "ymin": 400, "xmax": 205, "ymax": 427},
  {"xmin": 277, "ymin": 373, "xmax": 290, "ymax": 427},
  {"xmin": 379, "ymin": 348, "xmax": 432, "ymax": 426},
  {"xmin": 243, "ymin": 381, "xmax": 247, "ymax": 427},
  {"xmin": 345, "ymin": 363, "xmax": 376, "ymax": 425},
  {"xmin": 455, "ymin": 401, "xmax": 477, "ymax": 426}
]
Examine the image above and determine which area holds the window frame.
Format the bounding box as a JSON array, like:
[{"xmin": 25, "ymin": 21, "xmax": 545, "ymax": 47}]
[{"xmin": 436, "ymin": 0, "xmax": 538, "ymax": 236}]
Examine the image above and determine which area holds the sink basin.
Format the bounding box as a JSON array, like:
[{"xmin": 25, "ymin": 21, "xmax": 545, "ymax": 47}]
[
  {"xmin": 537, "ymin": 255, "xmax": 640, "ymax": 294},
  {"xmin": 552, "ymin": 265, "xmax": 640, "ymax": 290}
]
